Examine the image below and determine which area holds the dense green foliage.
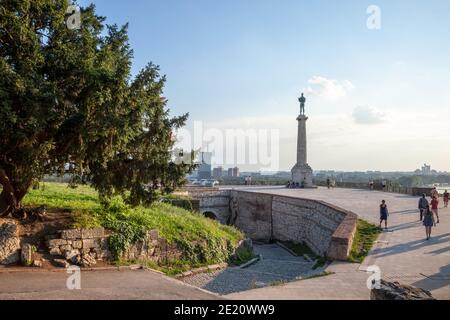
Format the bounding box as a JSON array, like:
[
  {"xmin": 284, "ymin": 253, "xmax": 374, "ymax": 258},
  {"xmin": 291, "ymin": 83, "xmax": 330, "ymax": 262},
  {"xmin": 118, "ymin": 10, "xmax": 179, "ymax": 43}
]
[
  {"xmin": 348, "ymin": 219, "xmax": 381, "ymax": 263},
  {"xmin": 23, "ymin": 183, "xmax": 245, "ymax": 272},
  {"xmin": 0, "ymin": 0, "xmax": 194, "ymax": 215}
]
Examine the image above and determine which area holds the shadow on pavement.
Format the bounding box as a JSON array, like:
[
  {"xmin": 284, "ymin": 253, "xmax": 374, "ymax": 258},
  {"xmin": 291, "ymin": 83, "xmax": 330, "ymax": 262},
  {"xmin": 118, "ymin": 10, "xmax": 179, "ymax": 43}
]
[{"xmin": 370, "ymin": 233, "xmax": 450, "ymax": 259}]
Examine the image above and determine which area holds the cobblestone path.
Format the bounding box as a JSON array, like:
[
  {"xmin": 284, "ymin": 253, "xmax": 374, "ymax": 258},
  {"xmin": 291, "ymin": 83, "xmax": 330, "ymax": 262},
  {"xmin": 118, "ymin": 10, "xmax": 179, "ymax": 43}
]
[{"xmin": 181, "ymin": 244, "xmax": 323, "ymax": 295}]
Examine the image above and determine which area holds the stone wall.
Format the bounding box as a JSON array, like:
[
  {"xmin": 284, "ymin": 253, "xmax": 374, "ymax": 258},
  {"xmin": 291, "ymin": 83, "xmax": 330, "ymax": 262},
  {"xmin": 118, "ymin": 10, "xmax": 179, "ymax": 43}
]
[
  {"xmin": 315, "ymin": 181, "xmax": 434, "ymax": 197},
  {"xmin": 192, "ymin": 190, "xmax": 232, "ymax": 224},
  {"xmin": 0, "ymin": 223, "xmax": 20, "ymax": 265},
  {"xmin": 227, "ymin": 191, "xmax": 357, "ymax": 260},
  {"xmin": 230, "ymin": 191, "xmax": 273, "ymax": 241},
  {"xmin": 271, "ymin": 196, "xmax": 354, "ymax": 256},
  {"xmin": 46, "ymin": 227, "xmax": 184, "ymax": 267},
  {"xmin": 122, "ymin": 229, "xmax": 183, "ymax": 263},
  {"xmin": 46, "ymin": 226, "xmax": 251, "ymax": 267},
  {"xmin": 47, "ymin": 227, "xmax": 110, "ymax": 267}
]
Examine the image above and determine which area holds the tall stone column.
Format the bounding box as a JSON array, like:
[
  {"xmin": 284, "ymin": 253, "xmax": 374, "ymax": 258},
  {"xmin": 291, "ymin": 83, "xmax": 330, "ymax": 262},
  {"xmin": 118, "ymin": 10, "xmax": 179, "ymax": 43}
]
[
  {"xmin": 296, "ymin": 115, "xmax": 308, "ymax": 165},
  {"xmin": 291, "ymin": 94, "xmax": 314, "ymax": 187}
]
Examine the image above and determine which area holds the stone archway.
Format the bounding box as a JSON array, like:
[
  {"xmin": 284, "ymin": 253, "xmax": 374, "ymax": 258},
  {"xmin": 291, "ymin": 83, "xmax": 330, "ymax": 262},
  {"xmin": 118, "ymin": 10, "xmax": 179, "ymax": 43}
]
[{"xmin": 201, "ymin": 210, "xmax": 218, "ymax": 220}]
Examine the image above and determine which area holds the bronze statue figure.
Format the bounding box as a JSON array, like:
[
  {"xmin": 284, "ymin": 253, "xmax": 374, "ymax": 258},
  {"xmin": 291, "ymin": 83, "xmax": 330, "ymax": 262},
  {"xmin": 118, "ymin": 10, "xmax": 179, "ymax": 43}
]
[{"xmin": 298, "ymin": 93, "xmax": 306, "ymax": 115}]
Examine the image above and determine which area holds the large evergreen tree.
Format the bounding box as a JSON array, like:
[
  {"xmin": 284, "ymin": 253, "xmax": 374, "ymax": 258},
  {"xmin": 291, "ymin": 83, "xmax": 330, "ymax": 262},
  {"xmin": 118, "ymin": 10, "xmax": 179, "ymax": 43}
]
[{"xmin": 0, "ymin": 0, "xmax": 194, "ymax": 215}]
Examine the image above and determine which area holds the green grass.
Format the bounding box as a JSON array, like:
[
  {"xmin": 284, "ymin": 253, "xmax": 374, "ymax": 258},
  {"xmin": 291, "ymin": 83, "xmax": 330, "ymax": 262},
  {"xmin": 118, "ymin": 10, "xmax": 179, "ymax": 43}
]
[
  {"xmin": 21, "ymin": 182, "xmax": 246, "ymax": 272},
  {"xmin": 270, "ymin": 280, "xmax": 288, "ymax": 287},
  {"xmin": 312, "ymin": 257, "xmax": 327, "ymax": 270},
  {"xmin": 279, "ymin": 240, "xmax": 329, "ymax": 270},
  {"xmin": 348, "ymin": 219, "xmax": 381, "ymax": 263},
  {"xmin": 23, "ymin": 182, "xmax": 101, "ymax": 211},
  {"xmin": 229, "ymin": 247, "xmax": 257, "ymax": 267},
  {"xmin": 279, "ymin": 241, "xmax": 316, "ymax": 257}
]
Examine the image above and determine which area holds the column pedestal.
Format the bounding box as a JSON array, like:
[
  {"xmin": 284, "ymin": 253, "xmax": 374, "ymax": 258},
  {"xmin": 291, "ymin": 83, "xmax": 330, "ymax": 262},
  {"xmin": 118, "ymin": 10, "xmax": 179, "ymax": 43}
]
[{"xmin": 291, "ymin": 114, "xmax": 315, "ymax": 188}]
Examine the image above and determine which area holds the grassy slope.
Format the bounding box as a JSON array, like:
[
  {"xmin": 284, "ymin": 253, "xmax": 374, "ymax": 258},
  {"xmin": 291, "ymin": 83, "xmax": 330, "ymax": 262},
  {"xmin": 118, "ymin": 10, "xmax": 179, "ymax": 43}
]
[
  {"xmin": 348, "ymin": 219, "xmax": 381, "ymax": 263},
  {"xmin": 22, "ymin": 182, "xmax": 245, "ymax": 273},
  {"xmin": 23, "ymin": 183, "xmax": 100, "ymax": 211}
]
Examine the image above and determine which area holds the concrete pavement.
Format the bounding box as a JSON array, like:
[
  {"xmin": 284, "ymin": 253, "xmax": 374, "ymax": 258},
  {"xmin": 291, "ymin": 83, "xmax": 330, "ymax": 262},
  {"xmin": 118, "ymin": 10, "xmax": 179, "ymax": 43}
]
[
  {"xmin": 0, "ymin": 269, "xmax": 220, "ymax": 300},
  {"xmin": 1, "ymin": 186, "xmax": 448, "ymax": 300},
  {"xmin": 226, "ymin": 186, "xmax": 450, "ymax": 300}
]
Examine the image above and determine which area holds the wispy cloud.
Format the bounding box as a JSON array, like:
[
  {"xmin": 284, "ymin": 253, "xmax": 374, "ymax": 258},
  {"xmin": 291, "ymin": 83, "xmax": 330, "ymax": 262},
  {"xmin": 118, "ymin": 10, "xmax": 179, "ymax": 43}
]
[
  {"xmin": 303, "ymin": 76, "xmax": 354, "ymax": 100},
  {"xmin": 352, "ymin": 105, "xmax": 386, "ymax": 124}
]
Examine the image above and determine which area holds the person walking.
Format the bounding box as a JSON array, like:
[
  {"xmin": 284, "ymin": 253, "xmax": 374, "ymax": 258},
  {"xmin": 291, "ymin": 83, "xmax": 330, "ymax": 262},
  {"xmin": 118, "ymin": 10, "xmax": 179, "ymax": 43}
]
[
  {"xmin": 431, "ymin": 187, "xmax": 440, "ymax": 202},
  {"xmin": 443, "ymin": 190, "xmax": 449, "ymax": 208},
  {"xmin": 430, "ymin": 196, "xmax": 440, "ymax": 223},
  {"xmin": 326, "ymin": 178, "xmax": 331, "ymax": 189},
  {"xmin": 423, "ymin": 204, "xmax": 439, "ymax": 240},
  {"xmin": 418, "ymin": 194, "xmax": 429, "ymax": 221},
  {"xmin": 379, "ymin": 200, "xmax": 389, "ymax": 230}
]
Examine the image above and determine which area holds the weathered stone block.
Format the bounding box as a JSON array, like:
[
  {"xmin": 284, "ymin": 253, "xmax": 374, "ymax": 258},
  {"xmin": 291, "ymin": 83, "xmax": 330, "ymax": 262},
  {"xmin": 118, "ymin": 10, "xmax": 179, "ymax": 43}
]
[
  {"xmin": 21, "ymin": 243, "xmax": 33, "ymax": 266},
  {"xmin": 371, "ymin": 280, "xmax": 435, "ymax": 300},
  {"xmin": 81, "ymin": 227, "xmax": 104, "ymax": 239},
  {"xmin": 0, "ymin": 223, "xmax": 20, "ymax": 265},
  {"xmin": 61, "ymin": 229, "xmax": 82, "ymax": 240},
  {"xmin": 47, "ymin": 239, "xmax": 68, "ymax": 247},
  {"xmin": 54, "ymin": 258, "xmax": 69, "ymax": 268},
  {"xmin": 59, "ymin": 244, "xmax": 73, "ymax": 254},
  {"xmin": 49, "ymin": 247, "xmax": 62, "ymax": 256},
  {"xmin": 81, "ymin": 248, "xmax": 91, "ymax": 254},
  {"xmin": 82, "ymin": 239, "xmax": 97, "ymax": 249},
  {"xmin": 64, "ymin": 249, "xmax": 80, "ymax": 261},
  {"xmin": 81, "ymin": 253, "xmax": 97, "ymax": 267},
  {"xmin": 72, "ymin": 240, "xmax": 82, "ymax": 249}
]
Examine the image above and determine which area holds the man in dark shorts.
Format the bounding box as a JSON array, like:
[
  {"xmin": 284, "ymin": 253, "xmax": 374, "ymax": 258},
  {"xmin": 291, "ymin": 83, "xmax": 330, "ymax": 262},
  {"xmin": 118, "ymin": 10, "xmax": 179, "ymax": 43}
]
[
  {"xmin": 418, "ymin": 194, "xmax": 429, "ymax": 221},
  {"xmin": 379, "ymin": 200, "xmax": 388, "ymax": 230}
]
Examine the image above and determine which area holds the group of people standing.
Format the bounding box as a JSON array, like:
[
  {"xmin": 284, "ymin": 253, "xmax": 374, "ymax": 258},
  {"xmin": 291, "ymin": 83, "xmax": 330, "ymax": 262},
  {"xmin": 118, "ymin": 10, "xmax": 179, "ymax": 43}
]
[{"xmin": 379, "ymin": 187, "xmax": 449, "ymax": 240}]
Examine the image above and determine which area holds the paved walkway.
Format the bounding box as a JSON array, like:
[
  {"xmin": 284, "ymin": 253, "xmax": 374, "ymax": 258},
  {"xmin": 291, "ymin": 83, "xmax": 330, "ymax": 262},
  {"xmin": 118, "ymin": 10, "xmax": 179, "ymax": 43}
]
[
  {"xmin": 0, "ymin": 269, "xmax": 219, "ymax": 300},
  {"xmin": 225, "ymin": 187, "xmax": 450, "ymax": 300},
  {"xmin": 181, "ymin": 244, "xmax": 320, "ymax": 295}
]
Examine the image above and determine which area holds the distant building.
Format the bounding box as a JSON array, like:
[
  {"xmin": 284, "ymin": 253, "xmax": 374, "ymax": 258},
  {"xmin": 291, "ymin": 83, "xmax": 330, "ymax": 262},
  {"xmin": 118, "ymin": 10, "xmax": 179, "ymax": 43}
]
[
  {"xmin": 212, "ymin": 166, "xmax": 223, "ymax": 179},
  {"xmin": 197, "ymin": 152, "xmax": 212, "ymax": 180},
  {"xmin": 421, "ymin": 164, "xmax": 432, "ymax": 175},
  {"xmin": 227, "ymin": 167, "xmax": 240, "ymax": 177}
]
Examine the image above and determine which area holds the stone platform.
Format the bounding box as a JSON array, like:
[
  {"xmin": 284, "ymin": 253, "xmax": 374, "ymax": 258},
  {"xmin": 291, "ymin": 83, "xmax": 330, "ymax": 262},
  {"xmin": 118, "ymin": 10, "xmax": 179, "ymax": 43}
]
[{"xmin": 224, "ymin": 186, "xmax": 450, "ymax": 300}]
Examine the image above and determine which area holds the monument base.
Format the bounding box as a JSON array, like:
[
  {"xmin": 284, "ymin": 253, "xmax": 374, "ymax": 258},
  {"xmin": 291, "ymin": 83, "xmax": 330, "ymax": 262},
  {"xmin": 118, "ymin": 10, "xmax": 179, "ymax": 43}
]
[{"xmin": 291, "ymin": 163, "xmax": 315, "ymax": 188}]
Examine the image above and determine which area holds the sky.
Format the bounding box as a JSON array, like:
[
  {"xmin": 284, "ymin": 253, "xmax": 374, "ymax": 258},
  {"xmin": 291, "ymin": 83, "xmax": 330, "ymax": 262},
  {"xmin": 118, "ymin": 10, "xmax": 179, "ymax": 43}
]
[{"xmin": 79, "ymin": 0, "xmax": 450, "ymax": 172}]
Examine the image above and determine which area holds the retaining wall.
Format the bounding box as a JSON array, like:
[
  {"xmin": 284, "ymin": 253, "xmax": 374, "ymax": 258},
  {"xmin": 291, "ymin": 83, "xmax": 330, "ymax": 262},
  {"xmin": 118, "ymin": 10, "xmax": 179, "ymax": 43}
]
[{"xmin": 229, "ymin": 190, "xmax": 357, "ymax": 260}]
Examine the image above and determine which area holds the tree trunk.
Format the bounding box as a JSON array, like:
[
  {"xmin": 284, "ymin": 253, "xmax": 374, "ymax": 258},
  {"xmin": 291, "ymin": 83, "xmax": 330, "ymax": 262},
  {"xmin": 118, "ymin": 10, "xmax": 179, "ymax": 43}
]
[
  {"xmin": 0, "ymin": 169, "xmax": 21, "ymax": 216},
  {"xmin": 0, "ymin": 190, "xmax": 11, "ymax": 217}
]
